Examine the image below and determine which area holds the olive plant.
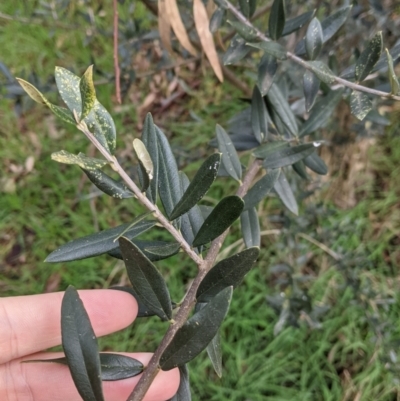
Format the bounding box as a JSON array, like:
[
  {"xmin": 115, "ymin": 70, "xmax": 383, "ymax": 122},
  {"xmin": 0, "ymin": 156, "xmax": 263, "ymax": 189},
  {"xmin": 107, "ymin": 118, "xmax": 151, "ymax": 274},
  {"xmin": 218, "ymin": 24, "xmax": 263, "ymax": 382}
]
[{"xmin": 16, "ymin": 0, "xmax": 400, "ymax": 400}]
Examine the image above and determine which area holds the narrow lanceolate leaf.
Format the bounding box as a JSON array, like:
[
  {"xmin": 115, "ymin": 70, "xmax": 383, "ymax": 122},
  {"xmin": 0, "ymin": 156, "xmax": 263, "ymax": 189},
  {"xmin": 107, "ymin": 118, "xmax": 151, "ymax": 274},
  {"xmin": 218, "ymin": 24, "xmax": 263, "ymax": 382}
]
[
  {"xmin": 282, "ymin": 10, "xmax": 315, "ymax": 36},
  {"xmin": 295, "ymin": 6, "xmax": 352, "ymax": 55},
  {"xmin": 51, "ymin": 151, "xmax": 107, "ymax": 170},
  {"xmin": 82, "ymin": 168, "xmax": 134, "ymax": 199},
  {"xmin": 55, "ymin": 67, "xmax": 116, "ymax": 153},
  {"xmin": 156, "ymin": 126, "xmax": 181, "ymax": 220},
  {"xmin": 168, "ymin": 365, "xmax": 192, "ymax": 401},
  {"xmin": 299, "ymin": 88, "xmax": 343, "ymax": 137},
  {"xmin": 192, "ymin": 196, "xmax": 244, "ymax": 247},
  {"xmin": 241, "ymin": 208, "xmax": 260, "ymax": 248},
  {"xmin": 239, "ymin": 0, "xmax": 256, "ymax": 18},
  {"xmin": 179, "ymin": 172, "xmax": 204, "ymax": 246},
  {"xmin": 160, "ymin": 287, "xmax": 233, "ymax": 370},
  {"xmin": 246, "ymin": 41, "xmax": 287, "ymax": 60},
  {"xmin": 266, "ymin": 83, "xmax": 298, "ymax": 137},
  {"xmin": 133, "ymin": 138, "xmax": 154, "ymax": 181},
  {"xmin": 257, "ymin": 53, "xmax": 278, "ymax": 96},
  {"xmin": 194, "ymin": 0, "xmax": 223, "ymax": 82},
  {"xmin": 305, "ymin": 17, "xmax": 323, "ymax": 60},
  {"xmin": 170, "ymin": 153, "xmax": 221, "ymax": 221},
  {"xmin": 141, "ymin": 113, "xmax": 159, "ymax": 203},
  {"xmin": 292, "ymin": 160, "xmax": 310, "ymax": 180},
  {"xmin": 16, "ymin": 78, "xmax": 75, "ymax": 124},
  {"xmin": 253, "ymin": 141, "xmax": 289, "ymax": 159},
  {"xmin": 165, "ymin": 0, "xmax": 197, "ymax": 56},
  {"xmin": 303, "ymin": 152, "xmax": 328, "ymax": 175},
  {"xmin": 197, "ymin": 247, "xmax": 259, "ymax": 302},
  {"xmin": 45, "ymin": 220, "xmax": 156, "ymax": 262},
  {"xmin": 216, "ymin": 124, "xmax": 242, "ymax": 182},
  {"xmin": 227, "ymin": 20, "xmax": 259, "ymax": 42},
  {"xmin": 243, "ymin": 168, "xmax": 280, "ymax": 210},
  {"xmin": 274, "ymin": 169, "xmax": 298, "ymax": 215},
  {"xmin": 61, "ymin": 286, "xmax": 104, "ymax": 401},
  {"xmin": 113, "ymin": 212, "xmax": 156, "ymax": 243},
  {"xmin": 223, "ymin": 35, "xmax": 251, "ymax": 65},
  {"xmin": 269, "ymin": 0, "xmax": 286, "ymax": 40},
  {"xmin": 355, "ymin": 31, "xmax": 383, "ymax": 83},
  {"xmin": 386, "ymin": 48, "xmax": 400, "ymax": 95},
  {"xmin": 350, "ymin": 91, "xmax": 372, "ymax": 121},
  {"xmin": 158, "ymin": 0, "xmax": 174, "ymax": 54},
  {"xmin": 209, "ymin": 8, "xmax": 225, "ymax": 33},
  {"xmin": 119, "ymin": 237, "xmax": 172, "ymax": 321},
  {"xmin": 145, "ymin": 242, "xmax": 181, "ymax": 258},
  {"xmin": 262, "ymin": 143, "xmax": 315, "ymax": 169},
  {"xmin": 251, "ymin": 85, "xmax": 269, "ymax": 144},
  {"xmin": 307, "ymin": 61, "xmax": 335, "ymax": 84},
  {"xmin": 23, "ymin": 353, "xmax": 143, "ymax": 382},
  {"xmin": 79, "ymin": 65, "xmax": 96, "ymax": 121},
  {"xmin": 303, "ymin": 71, "xmax": 320, "ymax": 112}
]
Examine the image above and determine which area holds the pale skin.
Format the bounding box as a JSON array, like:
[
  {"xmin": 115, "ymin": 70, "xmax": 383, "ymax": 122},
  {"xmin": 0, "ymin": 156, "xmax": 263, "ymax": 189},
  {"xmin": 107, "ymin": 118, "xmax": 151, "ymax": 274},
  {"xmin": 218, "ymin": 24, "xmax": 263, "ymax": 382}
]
[{"xmin": 0, "ymin": 290, "xmax": 180, "ymax": 401}]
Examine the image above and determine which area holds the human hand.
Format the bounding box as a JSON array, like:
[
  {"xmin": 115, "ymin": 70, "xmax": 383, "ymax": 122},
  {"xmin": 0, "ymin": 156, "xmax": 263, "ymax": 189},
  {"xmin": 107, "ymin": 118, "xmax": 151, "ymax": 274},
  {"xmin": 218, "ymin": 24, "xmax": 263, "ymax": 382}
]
[{"xmin": 0, "ymin": 289, "xmax": 179, "ymax": 401}]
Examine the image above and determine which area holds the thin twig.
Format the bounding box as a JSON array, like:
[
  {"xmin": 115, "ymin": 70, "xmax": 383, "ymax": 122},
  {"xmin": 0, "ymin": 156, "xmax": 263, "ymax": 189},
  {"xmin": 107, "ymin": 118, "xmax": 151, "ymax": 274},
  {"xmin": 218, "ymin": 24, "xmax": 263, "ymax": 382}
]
[
  {"xmin": 297, "ymin": 232, "xmax": 342, "ymax": 261},
  {"xmin": 222, "ymin": 0, "xmax": 400, "ymax": 101},
  {"xmin": 113, "ymin": 0, "xmax": 122, "ymax": 104}
]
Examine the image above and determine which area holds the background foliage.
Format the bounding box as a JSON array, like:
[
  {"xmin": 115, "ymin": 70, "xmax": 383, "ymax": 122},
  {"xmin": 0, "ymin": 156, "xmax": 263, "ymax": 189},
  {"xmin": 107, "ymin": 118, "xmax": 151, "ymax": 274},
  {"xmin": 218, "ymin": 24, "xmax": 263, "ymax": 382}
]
[{"xmin": 1, "ymin": 0, "xmax": 400, "ymax": 400}]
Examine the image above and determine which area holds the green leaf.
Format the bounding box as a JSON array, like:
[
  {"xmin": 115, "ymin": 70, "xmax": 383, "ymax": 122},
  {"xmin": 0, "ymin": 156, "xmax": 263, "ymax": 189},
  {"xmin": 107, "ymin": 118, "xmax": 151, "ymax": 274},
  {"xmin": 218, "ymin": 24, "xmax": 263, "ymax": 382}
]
[
  {"xmin": 243, "ymin": 168, "xmax": 280, "ymax": 210},
  {"xmin": 269, "ymin": 0, "xmax": 286, "ymax": 40},
  {"xmin": 197, "ymin": 247, "xmax": 259, "ymax": 302},
  {"xmin": 156, "ymin": 126, "xmax": 181, "ymax": 221},
  {"xmin": 266, "ymin": 83, "xmax": 298, "ymax": 137},
  {"xmin": 295, "ymin": 6, "xmax": 352, "ymax": 55},
  {"xmin": 303, "ymin": 71, "xmax": 320, "ymax": 112},
  {"xmin": 209, "ymin": 8, "xmax": 225, "ymax": 33},
  {"xmin": 251, "ymin": 85, "xmax": 269, "ymax": 144},
  {"xmin": 141, "ymin": 113, "xmax": 159, "ymax": 203},
  {"xmin": 216, "ymin": 124, "xmax": 242, "ymax": 182},
  {"xmin": 113, "ymin": 212, "xmax": 155, "ymax": 243},
  {"xmin": 239, "ymin": 0, "xmax": 256, "ymax": 18},
  {"xmin": 79, "ymin": 65, "xmax": 96, "ymax": 120},
  {"xmin": 355, "ymin": 31, "xmax": 383, "ymax": 83},
  {"xmin": 246, "ymin": 42, "xmax": 287, "ymax": 60},
  {"xmin": 193, "ymin": 196, "xmax": 244, "ymax": 247},
  {"xmin": 61, "ymin": 286, "xmax": 104, "ymax": 401},
  {"xmin": 119, "ymin": 237, "xmax": 172, "ymax": 321},
  {"xmin": 386, "ymin": 48, "xmax": 400, "ymax": 95},
  {"xmin": 109, "ymin": 240, "xmax": 180, "ymax": 263},
  {"xmin": 274, "ymin": 169, "xmax": 298, "ymax": 215},
  {"xmin": 253, "ymin": 141, "xmax": 289, "ymax": 159},
  {"xmin": 170, "ymin": 153, "xmax": 221, "ymax": 221},
  {"xmin": 179, "ymin": 172, "xmax": 205, "ymax": 246},
  {"xmin": 22, "ymin": 353, "xmax": 143, "ymax": 382},
  {"xmin": 133, "ymin": 138, "xmax": 154, "ymax": 183},
  {"xmin": 292, "ymin": 160, "xmax": 310, "ymax": 180},
  {"xmin": 81, "ymin": 168, "xmax": 134, "ymax": 199},
  {"xmin": 168, "ymin": 365, "xmax": 192, "ymax": 401},
  {"xmin": 223, "ymin": 35, "xmax": 251, "ymax": 65},
  {"xmin": 160, "ymin": 287, "xmax": 233, "ymax": 370},
  {"xmin": 262, "ymin": 143, "xmax": 315, "ymax": 169},
  {"xmin": 282, "ymin": 10, "xmax": 315, "ymax": 36},
  {"xmin": 307, "ymin": 61, "xmax": 335, "ymax": 84},
  {"xmin": 305, "ymin": 17, "xmax": 323, "ymax": 60},
  {"xmin": 240, "ymin": 207, "xmax": 260, "ymax": 248},
  {"xmin": 16, "ymin": 78, "xmax": 75, "ymax": 124},
  {"xmin": 51, "ymin": 151, "xmax": 107, "ymax": 170},
  {"xmin": 257, "ymin": 53, "xmax": 278, "ymax": 96},
  {"xmin": 350, "ymin": 90, "xmax": 372, "ymax": 121},
  {"xmin": 299, "ymin": 88, "xmax": 343, "ymax": 137},
  {"xmin": 55, "ymin": 66, "xmax": 116, "ymax": 153},
  {"xmin": 227, "ymin": 20, "xmax": 259, "ymax": 42},
  {"xmin": 45, "ymin": 220, "xmax": 156, "ymax": 263},
  {"xmin": 303, "ymin": 152, "xmax": 328, "ymax": 175}
]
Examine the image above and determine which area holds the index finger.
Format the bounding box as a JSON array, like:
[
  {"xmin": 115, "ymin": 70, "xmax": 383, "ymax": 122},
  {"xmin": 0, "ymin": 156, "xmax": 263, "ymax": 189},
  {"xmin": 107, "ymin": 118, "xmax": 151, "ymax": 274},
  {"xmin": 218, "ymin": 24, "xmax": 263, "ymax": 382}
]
[{"xmin": 0, "ymin": 289, "xmax": 138, "ymax": 364}]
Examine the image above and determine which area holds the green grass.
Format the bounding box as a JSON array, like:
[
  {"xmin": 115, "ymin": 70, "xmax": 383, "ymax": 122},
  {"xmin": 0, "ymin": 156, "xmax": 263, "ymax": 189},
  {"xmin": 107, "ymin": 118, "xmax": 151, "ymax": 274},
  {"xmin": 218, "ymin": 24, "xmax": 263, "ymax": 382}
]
[{"xmin": 1, "ymin": 3, "xmax": 400, "ymax": 401}]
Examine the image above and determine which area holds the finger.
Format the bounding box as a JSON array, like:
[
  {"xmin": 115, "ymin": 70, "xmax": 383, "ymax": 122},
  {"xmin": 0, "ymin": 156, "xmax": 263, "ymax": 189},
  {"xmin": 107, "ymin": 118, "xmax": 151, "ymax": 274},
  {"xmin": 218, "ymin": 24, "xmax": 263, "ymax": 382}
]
[
  {"xmin": 0, "ymin": 290, "xmax": 138, "ymax": 364},
  {"xmin": 1, "ymin": 352, "xmax": 179, "ymax": 401}
]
